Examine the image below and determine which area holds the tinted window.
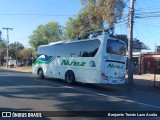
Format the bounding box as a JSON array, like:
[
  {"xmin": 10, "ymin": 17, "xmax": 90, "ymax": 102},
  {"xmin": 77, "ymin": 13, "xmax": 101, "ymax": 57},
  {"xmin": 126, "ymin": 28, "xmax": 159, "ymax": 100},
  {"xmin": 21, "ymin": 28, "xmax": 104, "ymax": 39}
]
[
  {"xmin": 81, "ymin": 40, "xmax": 100, "ymax": 57},
  {"xmin": 67, "ymin": 39, "xmax": 100, "ymax": 57},
  {"xmin": 67, "ymin": 42, "xmax": 81, "ymax": 57},
  {"xmin": 36, "ymin": 46, "xmax": 45, "ymax": 55},
  {"xmin": 36, "ymin": 45, "xmax": 56, "ymax": 57},
  {"xmin": 106, "ymin": 39, "xmax": 126, "ymax": 56},
  {"xmin": 47, "ymin": 45, "xmax": 55, "ymax": 56},
  {"xmin": 56, "ymin": 44, "xmax": 67, "ymax": 57}
]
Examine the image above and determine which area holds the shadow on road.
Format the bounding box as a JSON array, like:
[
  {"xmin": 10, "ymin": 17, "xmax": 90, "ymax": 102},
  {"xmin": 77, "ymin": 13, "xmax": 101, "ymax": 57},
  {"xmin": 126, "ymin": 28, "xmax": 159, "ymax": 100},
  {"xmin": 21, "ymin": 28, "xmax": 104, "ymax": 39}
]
[{"xmin": 0, "ymin": 68, "xmax": 160, "ymax": 120}]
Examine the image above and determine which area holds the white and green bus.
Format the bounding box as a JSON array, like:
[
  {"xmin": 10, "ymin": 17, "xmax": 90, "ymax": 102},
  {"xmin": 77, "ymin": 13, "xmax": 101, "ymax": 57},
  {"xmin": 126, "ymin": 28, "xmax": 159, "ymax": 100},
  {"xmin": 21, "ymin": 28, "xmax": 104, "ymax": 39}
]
[{"xmin": 32, "ymin": 31, "xmax": 127, "ymax": 84}]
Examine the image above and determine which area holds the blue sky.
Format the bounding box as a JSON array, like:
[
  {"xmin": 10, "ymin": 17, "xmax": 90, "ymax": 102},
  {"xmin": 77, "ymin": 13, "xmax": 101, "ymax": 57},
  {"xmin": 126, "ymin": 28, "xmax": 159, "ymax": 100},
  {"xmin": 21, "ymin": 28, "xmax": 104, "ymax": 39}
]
[
  {"xmin": 116, "ymin": 0, "xmax": 160, "ymax": 52},
  {"xmin": 1, "ymin": 0, "xmax": 160, "ymax": 52},
  {"xmin": 0, "ymin": 0, "xmax": 81, "ymax": 47}
]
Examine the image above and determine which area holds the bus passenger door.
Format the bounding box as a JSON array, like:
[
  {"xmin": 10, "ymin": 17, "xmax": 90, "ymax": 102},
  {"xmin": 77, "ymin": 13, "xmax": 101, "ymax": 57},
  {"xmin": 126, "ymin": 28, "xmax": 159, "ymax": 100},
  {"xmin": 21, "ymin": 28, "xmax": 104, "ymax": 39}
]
[
  {"xmin": 54, "ymin": 44, "xmax": 67, "ymax": 79},
  {"xmin": 47, "ymin": 56, "xmax": 56, "ymax": 78}
]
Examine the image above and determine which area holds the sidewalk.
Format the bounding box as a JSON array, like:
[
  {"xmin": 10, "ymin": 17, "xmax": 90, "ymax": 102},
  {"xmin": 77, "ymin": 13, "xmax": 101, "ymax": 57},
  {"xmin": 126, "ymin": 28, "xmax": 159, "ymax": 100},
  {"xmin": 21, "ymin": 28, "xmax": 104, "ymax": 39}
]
[{"xmin": 126, "ymin": 74, "xmax": 160, "ymax": 90}]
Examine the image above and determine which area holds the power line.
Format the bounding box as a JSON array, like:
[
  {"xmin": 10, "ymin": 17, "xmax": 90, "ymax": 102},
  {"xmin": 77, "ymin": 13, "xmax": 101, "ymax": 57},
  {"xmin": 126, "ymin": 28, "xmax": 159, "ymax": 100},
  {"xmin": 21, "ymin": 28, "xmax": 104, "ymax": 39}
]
[
  {"xmin": 140, "ymin": 24, "xmax": 159, "ymax": 46},
  {"xmin": 0, "ymin": 13, "xmax": 76, "ymax": 17},
  {"xmin": 3, "ymin": 0, "xmax": 68, "ymax": 33},
  {"xmin": 135, "ymin": 22, "xmax": 159, "ymax": 51},
  {"xmin": 136, "ymin": 6, "xmax": 160, "ymax": 11},
  {"xmin": 134, "ymin": 26, "xmax": 154, "ymax": 50},
  {"xmin": 135, "ymin": 22, "xmax": 160, "ymax": 28}
]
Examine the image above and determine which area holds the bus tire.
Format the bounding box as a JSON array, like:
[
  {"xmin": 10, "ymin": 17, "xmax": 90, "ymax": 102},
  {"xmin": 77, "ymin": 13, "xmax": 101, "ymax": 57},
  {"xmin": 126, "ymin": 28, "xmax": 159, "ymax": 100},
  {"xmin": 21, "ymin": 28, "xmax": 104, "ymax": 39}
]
[
  {"xmin": 38, "ymin": 68, "xmax": 44, "ymax": 79},
  {"xmin": 65, "ymin": 70, "xmax": 75, "ymax": 85}
]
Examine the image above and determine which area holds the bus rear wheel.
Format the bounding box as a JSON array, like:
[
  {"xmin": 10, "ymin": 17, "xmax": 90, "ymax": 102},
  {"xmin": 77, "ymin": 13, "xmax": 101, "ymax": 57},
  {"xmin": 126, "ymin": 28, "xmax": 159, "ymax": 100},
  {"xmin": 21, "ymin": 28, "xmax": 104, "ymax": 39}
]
[
  {"xmin": 38, "ymin": 68, "xmax": 44, "ymax": 79},
  {"xmin": 65, "ymin": 70, "xmax": 75, "ymax": 85}
]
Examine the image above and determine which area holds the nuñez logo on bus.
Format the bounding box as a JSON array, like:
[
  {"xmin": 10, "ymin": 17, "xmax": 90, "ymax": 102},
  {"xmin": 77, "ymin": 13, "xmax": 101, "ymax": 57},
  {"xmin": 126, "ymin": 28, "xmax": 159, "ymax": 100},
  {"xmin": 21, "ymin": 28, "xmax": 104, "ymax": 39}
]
[
  {"xmin": 107, "ymin": 64, "xmax": 123, "ymax": 69},
  {"xmin": 61, "ymin": 59, "xmax": 86, "ymax": 66}
]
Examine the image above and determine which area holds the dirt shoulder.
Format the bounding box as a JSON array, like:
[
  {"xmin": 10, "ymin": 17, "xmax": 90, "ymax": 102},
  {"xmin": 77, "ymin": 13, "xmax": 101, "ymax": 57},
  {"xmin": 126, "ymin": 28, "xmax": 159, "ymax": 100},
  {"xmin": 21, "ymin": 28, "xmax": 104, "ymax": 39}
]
[{"xmin": 0, "ymin": 66, "xmax": 32, "ymax": 73}]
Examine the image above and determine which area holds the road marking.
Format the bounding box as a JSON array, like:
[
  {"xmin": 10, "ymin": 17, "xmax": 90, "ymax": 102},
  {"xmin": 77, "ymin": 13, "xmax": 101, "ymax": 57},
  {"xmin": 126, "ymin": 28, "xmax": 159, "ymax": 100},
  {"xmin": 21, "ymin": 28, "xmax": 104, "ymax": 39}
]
[{"xmin": 34, "ymin": 78, "xmax": 160, "ymax": 109}]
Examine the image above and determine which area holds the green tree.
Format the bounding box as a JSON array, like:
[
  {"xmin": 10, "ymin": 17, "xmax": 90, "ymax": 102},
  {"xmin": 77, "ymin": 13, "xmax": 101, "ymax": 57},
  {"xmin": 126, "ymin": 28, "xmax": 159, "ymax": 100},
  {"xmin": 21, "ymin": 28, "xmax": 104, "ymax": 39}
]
[
  {"xmin": 18, "ymin": 48, "xmax": 34, "ymax": 66},
  {"xmin": 65, "ymin": 12, "xmax": 95, "ymax": 39},
  {"xmin": 29, "ymin": 21, "xmax": 62, "ymax": 49},
  {"xmin": 18, "ymin": 48, "xmax": 34, "ymax": 60},
  {"xmin": 0, "ymin": 39, "xmax": 6, "ymax": 65},
  {"xmin": 64, "ymin": 0, "xmax": 125, "ymax": 39},
  {"xmin": 64, "ymin": 17, "xmax": 83, "ymax": 39},
  {"xmin": 9, "ymin": 42, "xmax": 24, "ymax": 60},
  {"xmin": 80, "ymin": 0, "xmax": 125, "ymax": 30},
  {"xmin": 113, "ymin": 34, "xmax": 150, "ymax": 50}
]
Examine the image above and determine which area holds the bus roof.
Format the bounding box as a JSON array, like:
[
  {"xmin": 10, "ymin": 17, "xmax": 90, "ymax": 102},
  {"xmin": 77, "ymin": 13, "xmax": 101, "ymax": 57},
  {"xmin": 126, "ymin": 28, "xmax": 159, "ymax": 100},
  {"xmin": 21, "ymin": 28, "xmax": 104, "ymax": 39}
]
[
  {"xmin": 44, "ymin": 38, "xmax": 99, "ymax": 47},
  {"xmin": 37, "ymin": 31, "xmax": 127, "ymax": 49}
]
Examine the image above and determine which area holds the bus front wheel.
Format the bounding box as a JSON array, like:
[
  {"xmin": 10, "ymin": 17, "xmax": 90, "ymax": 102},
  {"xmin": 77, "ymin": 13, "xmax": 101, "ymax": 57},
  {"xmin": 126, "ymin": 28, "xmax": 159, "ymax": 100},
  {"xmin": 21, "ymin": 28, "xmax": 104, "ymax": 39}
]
[
  {"xmin": 38, "ymin": 68, "xmax": 44, "ymax": 79},
  {"xmin": 65, "ymin": 70, "xmax": 75, "ymax": 85}
]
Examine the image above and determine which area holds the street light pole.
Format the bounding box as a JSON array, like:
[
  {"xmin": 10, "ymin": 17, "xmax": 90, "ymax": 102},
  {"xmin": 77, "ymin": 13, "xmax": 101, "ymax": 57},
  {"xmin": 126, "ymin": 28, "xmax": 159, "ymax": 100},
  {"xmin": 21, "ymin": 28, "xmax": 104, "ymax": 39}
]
[{"xmin": 2, "ymin": 27, "xmax": 13, "ymax": 68}]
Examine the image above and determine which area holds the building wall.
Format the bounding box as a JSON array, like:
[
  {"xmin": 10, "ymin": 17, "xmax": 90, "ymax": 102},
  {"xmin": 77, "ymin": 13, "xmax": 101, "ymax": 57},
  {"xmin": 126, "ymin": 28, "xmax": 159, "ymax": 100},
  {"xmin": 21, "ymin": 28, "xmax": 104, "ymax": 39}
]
[{"xmin": 141, "ymin": 54, "xmax": 160, "ymax": 74}]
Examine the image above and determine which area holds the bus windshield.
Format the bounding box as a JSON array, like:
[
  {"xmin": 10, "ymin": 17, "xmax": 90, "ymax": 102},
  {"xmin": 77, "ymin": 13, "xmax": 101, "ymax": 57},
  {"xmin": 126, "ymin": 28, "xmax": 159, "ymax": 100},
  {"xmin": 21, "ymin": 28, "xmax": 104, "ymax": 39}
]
[{"xmin": 106, "ymin": 39, "xmax": 126, "ymax": 56}]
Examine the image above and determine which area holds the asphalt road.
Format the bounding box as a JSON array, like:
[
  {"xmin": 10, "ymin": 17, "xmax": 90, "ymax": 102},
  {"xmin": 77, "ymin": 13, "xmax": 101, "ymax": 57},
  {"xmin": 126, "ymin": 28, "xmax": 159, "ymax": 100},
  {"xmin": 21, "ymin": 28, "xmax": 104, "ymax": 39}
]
[{"xmin": 0, "ymin": 68, "xmax": 160, "ymax": 120}]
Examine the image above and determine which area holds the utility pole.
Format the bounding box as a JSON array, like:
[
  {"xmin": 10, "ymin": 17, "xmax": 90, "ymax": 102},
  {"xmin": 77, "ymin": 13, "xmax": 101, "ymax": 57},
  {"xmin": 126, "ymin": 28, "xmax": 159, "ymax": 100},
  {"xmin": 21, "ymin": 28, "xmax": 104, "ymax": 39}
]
[
  {"xmin": 128, "ymin": 0, "xmax": 135, "ymax": 85},
  {"xmin": 2, "ymin": 27, "xmax": 13, "ymax": 68},
  {"xmin": 16, "ymin": 41, "xmax": 18, "ymax": 68}
]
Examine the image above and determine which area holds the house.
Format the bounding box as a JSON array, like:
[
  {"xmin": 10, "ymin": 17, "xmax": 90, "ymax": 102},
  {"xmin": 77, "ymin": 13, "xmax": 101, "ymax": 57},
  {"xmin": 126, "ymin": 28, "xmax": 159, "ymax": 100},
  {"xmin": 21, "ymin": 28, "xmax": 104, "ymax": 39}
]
[
  {"xmin": 131, "ymin": 53, "xmax": 160, "ymax": 74},
  {"xmin": 141, "ymin": 53, "xmax": 160, "ymax": 74}
]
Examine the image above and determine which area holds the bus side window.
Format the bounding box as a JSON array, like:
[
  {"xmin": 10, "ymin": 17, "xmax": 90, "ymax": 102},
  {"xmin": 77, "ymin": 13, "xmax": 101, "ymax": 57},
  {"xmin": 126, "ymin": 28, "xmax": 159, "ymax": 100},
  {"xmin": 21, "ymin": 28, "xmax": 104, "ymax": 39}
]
[
  {"xmin": 55, "ymin": 44, "xmax": 67, "ymax": 58},
  {"xmin": 81, "ymin": 51, "xmax": 89, "ymax": 57},
  {"xmin": 81, "ymin": 40, "xmax": 100, "ymax": 57},
  {"xmin": 70, "ymin": 53, "xmax": 76, "ymax": 57},
  {"xmin": 67, "ymin": 43, "xmax": 81, "ymax": 57}
]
